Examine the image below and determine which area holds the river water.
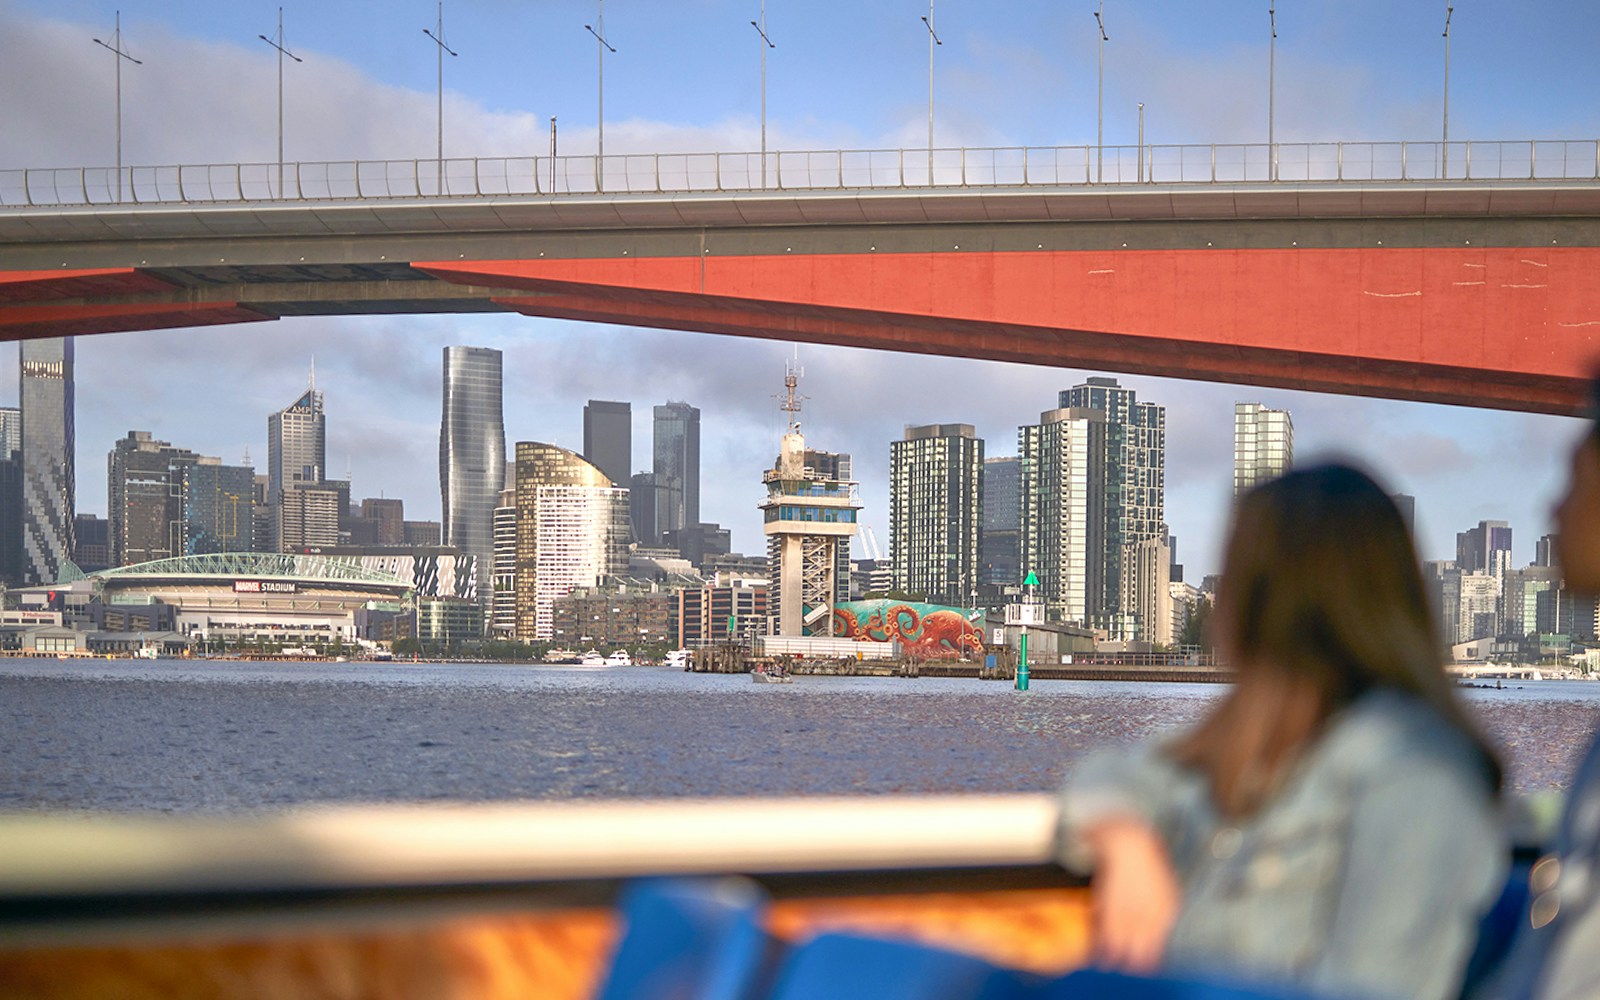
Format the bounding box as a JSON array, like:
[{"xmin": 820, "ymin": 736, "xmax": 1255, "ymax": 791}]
[{"xmin": 2, "ymin": 660, "xmax": 1597, "ymax": 814}]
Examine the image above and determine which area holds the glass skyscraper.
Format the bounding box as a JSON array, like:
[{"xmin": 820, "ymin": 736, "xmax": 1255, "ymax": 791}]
[
  {"xmin": 1233, "ymin": 402, "xmax": 1294, "ymax": 497},
  {"xmin": 513, "ymin": 442, "xmax": 628, "ymax": 640},
  {"xmin": 181, "ymin": 460, "xmax": 256, "ymax": 555},
  {"xmin": 20, "ymin": 338, "xmax": 74, "ymax": 584},
  {"xmin": 582, "ymin": 400, "xmax": 631, "ymax": 490},
  {"xmin": 440, "ymin": 346, "xmax": 506, "ymax": 586},
  {"xmin": 267, "ymin": 376, "xmax": 326, "ymax": 553},
  {"xmin": 652, "ymin": 401, "xmax": 700, "ymax": 542}
]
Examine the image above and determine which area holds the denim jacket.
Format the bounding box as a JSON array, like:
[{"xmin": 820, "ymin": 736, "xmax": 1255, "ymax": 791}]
[{"xmin": 1059, "ymin": 689, "xmax": 1505, "ymax": 1000}]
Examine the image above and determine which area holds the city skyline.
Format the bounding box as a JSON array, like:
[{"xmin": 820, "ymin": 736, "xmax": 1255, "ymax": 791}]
[{"xmin": 3, "ymin": 2, "xmax": 1593, "ymax": 583}]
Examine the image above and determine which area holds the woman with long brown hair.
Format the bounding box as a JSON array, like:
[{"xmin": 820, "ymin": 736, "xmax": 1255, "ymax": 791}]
[{"xmin": 1059, "ymin": 463, "xmax": 1505, "ymax": 1000}]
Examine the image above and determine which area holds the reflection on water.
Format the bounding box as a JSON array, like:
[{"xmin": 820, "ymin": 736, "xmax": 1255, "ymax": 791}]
[{"xmin": 1, "ymin": 661, "xmax": 1595, "ymax": 813}]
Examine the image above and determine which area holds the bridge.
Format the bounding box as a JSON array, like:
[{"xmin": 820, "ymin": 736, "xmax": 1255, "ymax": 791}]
[{"xmin": 5, "ymin": 138, "xmax": 1600, "ymax": 413}]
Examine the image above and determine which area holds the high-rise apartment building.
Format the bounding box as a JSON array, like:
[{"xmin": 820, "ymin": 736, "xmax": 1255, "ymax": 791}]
[
  {"xmin": 1391, "ymin": 494, "xmax": 1417, "ymax": 536},
  {"xmin": 440, "ymin": 346, "xmax": 506, "ymax": 584},
  {"xmin": 180, "ymin": 459, "xmax": 256, "ymax": 555},
  {"xmin": 652, "ymin": 401, "xmax": 700, "ymax": 543},
  {"xmin": 889, "ymin": 423, "xmax": 984, "ymax": 606},
  {"xmin": 1018, "ymin": 406, "xmax": 1107, "ymax": 625},
  {"xmin": 72, "ymin": 514, "xmax": 110, "ymax": 573},
  {"xmin": 1233, "ymin": 402, "xmax": 1294, "ymax": 496},
  {"xmin": 108, "ymin": 431, "xmax": 199, "ymax": 566},
  {"xmin": 491, "ymin": 487, "xmax": 517, "ymax": 638},
  {"xmin": 513, "ymin": 443, "xmax": 629, "ymax": 640},
  {"xmin": 20, "ymin": 338, "xmax": 75, "ymax": 584},
  {"xmin": 0, "ymin": 406, "xmax": 21, "ymax": 584},
  {"xmin": 582, "ymin": 400, "xmax": 632, "ymax": 493},
  {"xmin": 277, "ymin": 485, "xmax": 342, "ymax": 550},
  {"xmin": 1058, "ymin": 377, "xmax": 1165, "ymax": 637},
  {"xmin": 980, "ymin": 456, "xmax": 1021, "ymax": 588}
]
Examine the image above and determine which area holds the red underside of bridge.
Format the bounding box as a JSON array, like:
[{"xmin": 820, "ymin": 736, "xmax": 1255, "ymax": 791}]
[
  {"xmin": 418, "ymin": 248, "xmax": 1600, "ymax": 414},
  {"xmin": 0, "ymin": 269, "xmax": 266, "ymax": 339}
]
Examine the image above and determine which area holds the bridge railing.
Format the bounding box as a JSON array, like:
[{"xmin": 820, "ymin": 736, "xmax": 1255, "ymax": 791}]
[{"xmin": 3, "ymin": 139, "xmax": 1597, "ymax": 209}]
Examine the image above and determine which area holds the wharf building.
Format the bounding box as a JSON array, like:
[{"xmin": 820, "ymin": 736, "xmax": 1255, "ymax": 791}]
[
  {"xmin": 889, "ymin": 423, "xmax": 984, "ymax": 607},
  {"xmin": 551, "ymin": 584, "xmax": 677, "ymax": 651},
  {"xmin": 512, "ymin": 442, "xmax": 629, "ymax": 641},
  {"xmin": 678, "ymin": 577, "xmax": 770, "ymax": 646},
  {"xmin": 266, "ymin": 375, "xmax": 326, "ymax": 553},
  {"xmin": 439, "ymin": 346, "xmax": 506, "ymax": 588},
  {"xmin": 759, "ymin": 367, "xmax": 860, "ymax": 637},
  {"xmin": 1233, "ymin": 402, "xmax": 1294, "ymax": 497},
  {"xmin": 980, "ymin": 456, "xmax": 1020, "ymax": 592},
  {"xmin": 20, "ymin": 337, "xmax": 75, "ymax": 585}
]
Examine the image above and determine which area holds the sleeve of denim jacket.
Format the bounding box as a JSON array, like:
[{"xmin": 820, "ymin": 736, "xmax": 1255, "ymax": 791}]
[
  {"xmin": 1303, "ymin": 750, "xmax": 1507, "ymax": 1000},
  {"xmin": 1056, "ymin": 743, "xmax": 1201, "ymax": 874}
]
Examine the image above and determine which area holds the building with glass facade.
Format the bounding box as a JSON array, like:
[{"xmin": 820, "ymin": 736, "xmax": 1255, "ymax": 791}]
[
  {"xmin": 652, "ymin": 401, "xmax": 700, "ymax": 545},
  {"xmin": 1018, "ymin": 407, "xmax": 1106, "ymax": 626},
  {"xmin": 267, "ymin": 377, "xmax": 325, "ymax": 552},
  {"xmin": 1233, "ymin": 402, "xmax": 1295, "ymax": 497},
  {"xmin": 0, "ymin": 406, "xmax": 21, "ymax": 584},
  {"xmin": 440, "ymin": 346, "xmax": 506, "ymax": 583},
  {"xmin": 513, "ymin": 442, "xmax": 629, "ymax": 640},
  {"xmin": 583, "ymin": 400, "xmax": 632, "ymax": 494},
  {"xmin": 109, "ymin": 431, "xmax": 200, "ymax": 566},
  {"xmin": 20, "ymin": 338, "xmax": 74, "ymax": 584},
  {"xmin": 491, "ymin": 487, "xmax": 517, "ymax": 638},
  {"xmin": 889, "ymin": 423, "xmax": 984, "ymax": 606},
  {"xmin": 181, "ymin": 459, "xmax": 256, "ymax": 555},
  {"xmin": 980, "ymin": 456, "xmax": 1020, "ymax": 589}
]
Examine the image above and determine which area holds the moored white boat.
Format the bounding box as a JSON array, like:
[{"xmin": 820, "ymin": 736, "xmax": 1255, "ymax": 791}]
[
  {"xmin": 579, "ymin": 650, "xmax": 606, "ymax": 667},
  {"xmin": 751, "ymin": 666, "xmax": 793, "ymax": 684},
  {"xmin": 605, "ymin": 650, "xmax": 632, "ymax": 666}
]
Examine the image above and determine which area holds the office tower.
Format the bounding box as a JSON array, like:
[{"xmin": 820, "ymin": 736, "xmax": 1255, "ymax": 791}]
[
  {"xmin": 71, "ymin": 514, "xmax": 110, "ymax": 572},
  {"xmin": 268, "ymin": 375, "xmax": 325, "ymax": 502},
  {"xmin": 1059, "ymin": 377, "xmax": 1165, "ymax": 638},
  {"xmin": 513, "ymin": 442, "xmax": 629, "ymax": 640},
  {"xmin": 1458, "ymin": 520, "xmax": 1514, "ymax": 576},
  {"xmin": 1459, "ymin": 573, "xmax": 1500, "ymax": 642},
  {"xmin": 180, "ymin": 459, "xmax": 256, "ymax": 555},
  {"xmin": 1019, "ymin": 406, "xmax": 1107, "ymax": 625},
  {"xmin": 1233, "ymin": 402, "xmax": 1294, "ymax": 497},
  {"xmin": 980, "ymin": 456, "xmax": 1021, "ymax": 588},
  {"xmin": 1391, "ymin": 494, "xmax": 1417, "ymax": 536},
  {"xmin": 20, "ymin": 337, "xmax": 74, "ymax": 584},
  {"xmin": 760, "ymin": 364, "xmax": 860, "ymax": 636},
  {"xmin": 491, "ymin": 487, "xmax": 517, "ymax": 638},
  {"xmin": 440, "ymin": 346, "xmax": 506, "ymax": 580},
  {"xmin": 652, "ymin": 401, "xmax": 700, "ymax": 544},
  {"xmin": 404, "ymin": 520, "xmax": 442, "ymax": 546},
  {"xmin": 1423, "ymin": 560, "xmax": 1464, "ymax": 644},
  {"xmin": 0, "ymin": 407, "xmax": 20, "ymax": 456},
  {"xmin": 582, "ymin": 400, "xmax": 632, "ymax": 492},
  {"xmin": 277, "ymin": 485, "xmax": 342, "ymax": 550},
  {"xmin": 108, "ymin": 431, "xmax": 199, "ymax": 566},
  {"xmin": 357, "ymin": 497, "xmax": 406, "ymax": 546},
  {"xmin": 1504, "ymin": 565, "xmax": 1560, "ymax": 640},
  {"xmin": 1536, "ymin": 533, "xmax": 1558, "ymax": 568},
  {"xmin": 889, "ymin": 423, "xmax": 984, "ymax": 606},
  {"xmin": 630, "ymin": 472, "xmax": 661, "ymax": 546}
]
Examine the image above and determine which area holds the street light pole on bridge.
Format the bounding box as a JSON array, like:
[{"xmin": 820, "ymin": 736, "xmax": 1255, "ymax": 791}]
[
  {"xmin": 423, "ymin": 0, "xmax": 458, "ymax": 197},
  {"xmin": 751, "ymin": 2, "xmax": 775, "ymax": 190},
  {"xmin": 921, "ymin": 1, "xmax": 942, "ymax": 187},
  {"xmin": 1268, "ymin": 1, "xmax": 1277, "ymax": 181},
  {"xmin": 258, "ymin": 7, "xmax": 302, "ymax": 201},
  {"xmin": 92, "ymin": 10, "xmax": 142, "ymax": 204},
  {"xmin": 1094, "ymin": 3, "xmax": 1108, "ymax": 184},
  {"xmin": 585, "ymin": 2, "xmax": 616, "ymax": 194},
  {"xmin": 1443, "ymin": 5, "xmax": 1453, "ymax": 178}
]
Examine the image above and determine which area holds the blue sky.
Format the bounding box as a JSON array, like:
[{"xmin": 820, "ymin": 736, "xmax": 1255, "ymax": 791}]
[{"xmin": 3, "ymin": 0, "xmax": 1598, "ymax": 578}]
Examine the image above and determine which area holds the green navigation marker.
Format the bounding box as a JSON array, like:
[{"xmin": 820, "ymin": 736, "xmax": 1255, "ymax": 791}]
[{"xmin": 1023, "ymin": 571, "xmax": 1039, "ymax": 587}]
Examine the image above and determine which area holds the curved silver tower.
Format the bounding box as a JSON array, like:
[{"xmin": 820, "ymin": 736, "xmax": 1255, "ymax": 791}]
[{"xmin": 440, "ymin": 346, "xmax": 506, "ymax": 594}]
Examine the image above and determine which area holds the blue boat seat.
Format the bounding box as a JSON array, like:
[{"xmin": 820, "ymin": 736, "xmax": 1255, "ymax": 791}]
[
  {"xmin": 763, "ymin": 930, "xmax": 1045, "ymax": 1000},
  {"xmin": 594, "ymin": 876, "xmax": 773, "ymax": 1000}
]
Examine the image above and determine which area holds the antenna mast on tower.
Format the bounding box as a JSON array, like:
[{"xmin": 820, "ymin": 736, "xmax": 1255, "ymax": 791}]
[{"xmin": 778, "ymin": 350, "xmax": 807, "ymax": 433}]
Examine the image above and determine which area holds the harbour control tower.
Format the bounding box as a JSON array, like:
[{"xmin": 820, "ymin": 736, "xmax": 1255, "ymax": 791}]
[{"xmin": 759, "ymin": 361, "xmax": 861, "ymax": 637}]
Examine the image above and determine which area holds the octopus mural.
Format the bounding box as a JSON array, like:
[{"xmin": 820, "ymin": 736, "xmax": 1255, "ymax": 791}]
[{"xmin": 830, "ymin": 600, "xmax": 986, "ymax": 659}]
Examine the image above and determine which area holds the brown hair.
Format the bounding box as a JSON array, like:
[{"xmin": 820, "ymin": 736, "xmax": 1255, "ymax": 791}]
[{"xmin": 1169, "ymin": 463, "xmax": 1502, "ymax": 817}]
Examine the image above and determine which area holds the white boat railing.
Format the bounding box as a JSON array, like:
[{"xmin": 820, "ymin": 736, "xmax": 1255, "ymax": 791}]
[{"xmin": 3, "ymin": 138, "xmax": 1598, "ymax": 209}]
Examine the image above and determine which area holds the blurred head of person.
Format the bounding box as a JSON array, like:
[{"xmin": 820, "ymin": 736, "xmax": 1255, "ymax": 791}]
[
  {"xmin": 1171, "ymin": 462, "xmax": 1501, "ymax": 817},
  {"xmin": 1555, "ymin": 381, "xmax": 1600, "ymax": 594}
]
